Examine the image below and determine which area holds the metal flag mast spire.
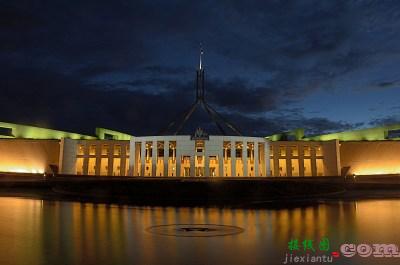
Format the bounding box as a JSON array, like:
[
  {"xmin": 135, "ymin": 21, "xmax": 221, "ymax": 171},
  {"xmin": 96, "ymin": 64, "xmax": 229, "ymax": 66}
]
[
  {"xmin": 199, "ymin": 44, "xmax": 203, "ymax": 70},
  {"xmin": 196, "ymin": 44, "xmax": 205, "ymax": 101},
  {"xmin": 160, "ymin": 45, "xmax": 242, "ymax": 136}
]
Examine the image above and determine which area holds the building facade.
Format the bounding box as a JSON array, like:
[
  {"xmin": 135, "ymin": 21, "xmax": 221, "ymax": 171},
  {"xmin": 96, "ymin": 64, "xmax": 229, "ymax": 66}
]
[
  {"xmin": 0, "ymin": 121, "xmax": 400, "ymax": 178},
  {"xmin": 129, "ymin": 136, "xmax": 269, "ymax": 177},
  {"xmin": 269, "ymin": 140, "xmax": 340, "ymax": 177},
  {"xmin": 60, "ymin": 138, "xmax": 131, "ymax": 176}
]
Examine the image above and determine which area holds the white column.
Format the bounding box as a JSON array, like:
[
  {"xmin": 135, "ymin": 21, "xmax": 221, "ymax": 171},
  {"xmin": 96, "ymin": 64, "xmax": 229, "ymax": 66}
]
[
  {"xmin": 140, "ymin": 141, "xmax": 146, "ymax": 176},
  {"xmin": 254, "ymin": 142, "xmax": 259, "ymax": 177},
  {"xmin": 311, "ymin": 146, "xmax": 317, "ymax": 176},
  {"xmin": 59, "ymin": 138, "xmax": 78, "ymax": 175},
  {"xmin": 163, "ymin": 141, "xmax": 168, "ymax": 176},
  {"xmin": 190, "ymin": 156, "xmax": 195, "ymax": 177},
  {"xmin": 108, "ymin": 143, "xmax": 114, "ymax": 176},
  {"xmin": 175, "ymin": 150, "xmax": 181, "ymax": 177},
  {"xmin": 219, "ymin": 148, "xmax": 224, "ymax": 177},
  {"xmin": 95, "ymin": 144, "xmax": 101, "ymax": 175},
  {"xmin": 243, "ymin": 141, "xmax": 248, "ymax": 177},
  {"xmin": 129, "ymin": 139, "xmax": 135, "ymax": 176},
  {"xmin": 265, "ymin": 141, "xmax": 270, "ymax": 176},
  {"xmin": 231, "ymin": 141, "xmax": 236, "ymax": 177},
  {"xmin": 205, "ymin": 155, "xmax": 210, "ymax": 177},
  {"xmin": 152, "ymin": 140, "xmax": 157, "ymax": 176},
  {"xmin": 259, "ymin": 142, "xmax": 266, "ymax": 177}
]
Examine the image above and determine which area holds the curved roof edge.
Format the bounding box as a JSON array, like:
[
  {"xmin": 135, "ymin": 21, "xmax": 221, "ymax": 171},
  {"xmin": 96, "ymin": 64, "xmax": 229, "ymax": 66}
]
[
  {"xmin": 0, "ymin": 121, "xmax": 96, "ymax": 140},
  {"xmin": 95, "ymin": 128, "xmax": 132, "ymax": 140},
  {"xmin": 266, "ymin": 124, "xmax": 400, "ymax": 142}
]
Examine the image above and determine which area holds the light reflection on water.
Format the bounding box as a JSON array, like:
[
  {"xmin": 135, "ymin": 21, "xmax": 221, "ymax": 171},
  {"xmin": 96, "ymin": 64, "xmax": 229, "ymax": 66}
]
[{"xmin": 0, "ymin": 197, "xmax": 399, "ymax": 265}]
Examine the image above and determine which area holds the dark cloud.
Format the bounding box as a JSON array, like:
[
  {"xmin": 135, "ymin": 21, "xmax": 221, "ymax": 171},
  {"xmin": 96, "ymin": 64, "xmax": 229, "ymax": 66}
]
[
  {"xmin": 139, "ymin": 66, "xmax": 191, "ymax": 76},
  {"xmin": 0, "ymin": 66, "xmax": 174, "ymax": 135},
  {"xmin": 1, "ymin": 0, "xmax": 400, "ymax": 136},
  {"xmin": 75, "ymin": 65, "xmax": 119, "ymax": 79},
  {"xmin": 206, "ymin": 78, "xmax": 280, "ymax": 113},
  {"xmin": 0, "ymin": 62, "xmax": 356, "ymax": 137},
  {"xmin": 377, "ymin": 80, "xmax": 398, "ymax": 88},
  {"xmin": 369, "ymin": 116, "xmax": 400, "ymax": 127},
  {"xmin": 218, "ymin": 112, "xmax": 362, "ymax": 137}
]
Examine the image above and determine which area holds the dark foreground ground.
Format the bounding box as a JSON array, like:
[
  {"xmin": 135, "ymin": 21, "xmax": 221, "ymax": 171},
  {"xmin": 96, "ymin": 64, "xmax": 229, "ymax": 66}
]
[{"xmin": 0, "ymin": 173, "xmax": 399, "ymax": 207}]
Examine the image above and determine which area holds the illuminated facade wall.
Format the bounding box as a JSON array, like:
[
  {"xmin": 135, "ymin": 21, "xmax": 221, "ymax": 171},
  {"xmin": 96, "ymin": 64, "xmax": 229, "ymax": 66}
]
[
  {"xmin": 60, "ymin": 139, "xmax": 130, "ymax": 175},
  {"xmin": 0, "ymin": 122, "xmax": 95, "ymax": 140},
  {"xmin": 268, "ymin": 140, "xmax": 340, "ymax": 177},
  {"xmin": 0, "ymin": 139, "xmax": 60, "ymax": 173},
  {"xmin": 2, "ymin": 121, "xmax": 400, "ymax": 177},
  {"xmin": 129, "ymin": 136, "xmax": 269, "ymax": 177},
  {"xmin": 340, "ymin": 141, "xmax": 400, "ymax": 175},
  {"xmin": 304, "ymin": 124, "xmax": 400, "ymax": 141}
]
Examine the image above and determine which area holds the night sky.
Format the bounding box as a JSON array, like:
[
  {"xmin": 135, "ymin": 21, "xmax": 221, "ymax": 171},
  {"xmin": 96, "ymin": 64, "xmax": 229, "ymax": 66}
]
[{"xmin": 1, "ymin": 1, "xmax": 400, "ymax": 137}]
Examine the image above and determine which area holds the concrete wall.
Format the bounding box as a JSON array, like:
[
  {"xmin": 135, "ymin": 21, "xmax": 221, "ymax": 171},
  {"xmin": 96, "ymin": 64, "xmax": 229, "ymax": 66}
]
[
  {"xmin": 322, "ymin": 140, "xmax": 341, "ymax": 176},
  {"xmin": 0, "ymin": 139, "xmax": 60, "ymax": 173},
  {"xmin": 6, "ymin": 137, "xmax": 400, "ymax": 178},
  {"xmin": 340, "ymin": 141, "xmax": 400, "ymax": 175},
  {"xmin": 130, "ymin": 135, "xmax": 268, "ymax": 177},
  {"xmin": 59, "ymin": 138, "xmax": 77, "ymax": 174},
  {"xmin": 269, "ymin": 140, "xmax": 340, "ymax": 177},
  {"xmin": 60, "ymin": 139, "xmax": 130, "ymax": 175}
]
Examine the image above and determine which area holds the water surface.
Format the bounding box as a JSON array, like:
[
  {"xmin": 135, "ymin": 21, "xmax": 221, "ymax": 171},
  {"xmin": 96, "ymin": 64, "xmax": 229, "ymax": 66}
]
[{"xmin": 0, "ymin": 197, "xmax": 399, "ymax": 265}]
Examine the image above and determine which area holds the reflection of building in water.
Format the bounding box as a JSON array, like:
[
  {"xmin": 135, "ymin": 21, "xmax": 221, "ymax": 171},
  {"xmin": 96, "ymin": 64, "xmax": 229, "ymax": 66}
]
[
  {"xmin": 0, "ymin": 198, "xmax": 397, "ymax": 265},
  {"xmin": 37, "ymin": 201, "xmax": 359, "ymax": 263},
  {"xmin": 270, "ymin": 202, "xmax": 357, "ymax": 245}
]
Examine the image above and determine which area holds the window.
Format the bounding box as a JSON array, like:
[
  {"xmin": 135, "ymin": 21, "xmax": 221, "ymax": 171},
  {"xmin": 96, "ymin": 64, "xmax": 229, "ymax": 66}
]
[
  {"xmin": 235, "ymin": 142, "xmax": 243, "ymax": 158},
  {"xmin": 388, "ymin": 129, "xmax": 400, "ymax": 139},
  {"xmin": 157, "ymin": 141, "xmax": 164, "ymax": 157},
  {"xmin": 89, "ymin": 145, "xmax": 96, "ymax": 156},
  {"xmin": 278, "ymin": 159, "xmax": 287, "ymax": 176},
  {"xmin": 223, "ymin": 141, "xmax": 231, "ymax": 159},
  {"xmin": 77, "ymin": 144, "xmax": 85, "ymax": 155},
  {"xmin": 303, "ymin": 146, "xmax": 311, "ymax": 156},
  {"xmin": 113, "ymin": 158, "xmax": 121, "ymax": 176},
  {"xmin": 126, "ymin": 145, "xmax": 130, "ymax": 156},
  {"xmin": 145, "ymin": 142, "xmax": 152, "ymax": 160},
  {"xmin": 75, "ymin": 158, "xmax": 84, "ymax": 174},
  {"xmin": 100, "ymin": 158, "xmax": 108, "ymax": 175},
  {"xmin": 169, "ymin": 141, "xmax": 176, "ymax": 158},
  {"xmin": 226, "ymin": 149, "xmax": 231, "ymax": 158},
  {"xmin": 270, "ymin": 159, "xmax": 274, "ymax": 176},
  {"xmin": 290, "ymin": 146, "xmax": 298, "ymax": 157},
  {"xmin": 114, "ymin": 145, "xmax": 121, "ymax": 156},
  {"xmin": 101, "ymin": 144, "xmax": 109, "ymax": 155},
  {"xmin": 88, "ymin": 158, "xmax": 96, "ymax": 175},
  {"xmin": 247, "ymin": 142, "xmax": 254, "ymax": 160},
  {"xmin": 291, "ymin": 159, "xmax": 299, "ymax": 176},
  {"xmin": 269, "ymin": 145, "xmax": 273, "ymax": 157},
  {"xmin": 195, "ymin": 140, "xmax": 205, "ymax": 152},
  {"xmin": 158, "ymin": 148, "xmax": 164, "ymax": 157},
  {"xmin": 235, "ymin": 149, "xmax": 242, "ymax": 158},
  {"xmin": 279, "ymin": 146, "xmax": 286, "ymax": 156},
  {"xmin": 104, "ymin": 133, "xmax": 114, "ymax": 140},
  {"xmin": 0, "ymin": 127, "xmax": 12, "ymax": 137},
  {"xmin": 125, "ymin": 158, "xmax": 130, "ymax": 176},
  {"xmin": 316, "ymin": 159, "xmax": 324, "ymax": 176},
  {"xmin": 304, "ymin": 159, "xmax": 312, "ymax": 176},
  {"xmin": 315, "ymin": 146, "xmax": 323, "ymax": 156}
]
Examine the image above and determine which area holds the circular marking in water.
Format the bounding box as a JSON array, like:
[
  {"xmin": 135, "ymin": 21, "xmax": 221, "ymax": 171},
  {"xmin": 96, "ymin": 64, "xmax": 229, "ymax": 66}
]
[{"xmin": 146, "ymin": 224, "xmax": 244, "ymax": 237}]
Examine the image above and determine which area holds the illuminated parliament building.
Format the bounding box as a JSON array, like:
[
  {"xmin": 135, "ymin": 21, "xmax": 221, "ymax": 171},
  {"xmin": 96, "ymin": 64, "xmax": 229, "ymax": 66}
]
[{"xmin": 1, "ymin": 51, "xmax": 400, "ymax": 178}]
